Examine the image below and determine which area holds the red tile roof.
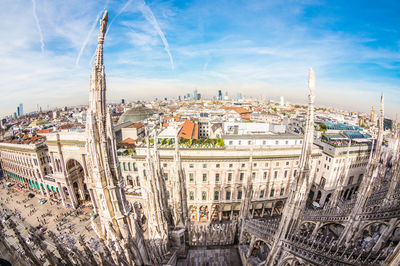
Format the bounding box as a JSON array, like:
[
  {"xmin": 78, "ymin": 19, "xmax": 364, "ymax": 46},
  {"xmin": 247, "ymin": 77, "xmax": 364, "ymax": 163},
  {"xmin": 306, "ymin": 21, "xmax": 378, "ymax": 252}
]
[
  {"xmin": 220, "ymin": 106, "xmax": 252, "ymax": 114},
  {"xmin": 37, "ymin": 129, "xmax": 52, "ymax": 134},
  {"xmin": 121, "ymin": 138, "xmax": 135, "ymax": 145},
  {"xmin": 178, "ymin": 120, "xmax": 198, "ymax": 139},
  {"xmin": 127, "ymin": 122, "xmax": 144, "ymax": 129}
]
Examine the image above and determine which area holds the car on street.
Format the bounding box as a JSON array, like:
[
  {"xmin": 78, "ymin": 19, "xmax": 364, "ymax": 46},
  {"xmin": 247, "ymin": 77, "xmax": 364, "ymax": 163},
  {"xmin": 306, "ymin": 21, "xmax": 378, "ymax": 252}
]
[
  {"xmin": 28, "ymin": 193, "xmax": 35, "ymax": 198},
  {"xmin": 38, "ymin": 198, "xmax": 47, "ymax": 204}
]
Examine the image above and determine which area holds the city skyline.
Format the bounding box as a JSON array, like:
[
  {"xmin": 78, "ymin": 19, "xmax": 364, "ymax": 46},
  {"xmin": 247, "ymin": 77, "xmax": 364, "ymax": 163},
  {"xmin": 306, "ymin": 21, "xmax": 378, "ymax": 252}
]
[{"xmin": 0, "ymin": 0, "xmax": 399, "ymax": 118}]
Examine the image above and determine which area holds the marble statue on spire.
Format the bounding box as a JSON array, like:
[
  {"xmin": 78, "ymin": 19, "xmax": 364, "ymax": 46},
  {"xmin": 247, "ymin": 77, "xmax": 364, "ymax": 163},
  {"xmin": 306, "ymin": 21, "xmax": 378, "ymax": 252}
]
[{"xmin": 266, "ymin": 68, "xmax": 317, "ymax": 265}]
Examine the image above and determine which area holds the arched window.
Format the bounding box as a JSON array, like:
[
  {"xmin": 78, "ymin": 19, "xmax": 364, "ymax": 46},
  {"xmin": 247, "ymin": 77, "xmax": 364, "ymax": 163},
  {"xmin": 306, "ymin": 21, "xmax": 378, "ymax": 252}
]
[
  {"xmin": 320, "ymin": 177, "xmax": 326, "ymax": 189},
  {"xmin": 214, "ymin": 191, "xmax": 219, "ymax": 200}
]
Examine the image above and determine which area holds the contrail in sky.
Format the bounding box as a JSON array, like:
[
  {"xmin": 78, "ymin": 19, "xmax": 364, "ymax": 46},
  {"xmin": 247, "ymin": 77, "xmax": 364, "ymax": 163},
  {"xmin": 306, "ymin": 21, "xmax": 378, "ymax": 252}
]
[
  {"xmin": 139, "ymin": 0, "xmax": 174, "ymax": 70},
  {"xmin": 107, "ymin": 0, "xmax": 134, "ymax": 36},
  {"xmin": 31, "ymin": 0, "xmax": 45, "ymax": 54},
  {"xmin": 90, "ymin": 0, "xmax": 132, "ymax": 66},
  {"xmin": 76, "ymin": 0, "xmax": 109, "ymax": 66}
]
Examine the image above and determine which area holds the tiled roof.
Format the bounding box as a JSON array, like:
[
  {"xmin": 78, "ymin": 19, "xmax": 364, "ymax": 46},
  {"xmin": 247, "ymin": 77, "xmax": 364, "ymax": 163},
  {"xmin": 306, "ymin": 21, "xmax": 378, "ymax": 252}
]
[
  {"xmin": 121, "ymin": 138, "xmax": 135, "ymax": 144},
  {"xmin": 220, "ymin": 106, "xmax": 252, "ymax": 114},
  {"xmin": 127, "ymin": 122, "xmax": 144, "ymax": 129},
  {"xmin": 178, "ymin": 120, "xmax": 198, "ymax": 139}
]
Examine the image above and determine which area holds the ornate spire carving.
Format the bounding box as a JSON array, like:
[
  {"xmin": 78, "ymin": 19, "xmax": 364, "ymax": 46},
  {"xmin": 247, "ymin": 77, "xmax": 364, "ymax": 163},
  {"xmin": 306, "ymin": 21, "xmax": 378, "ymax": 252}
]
[{"xmin": 85, "ymin": 10, "xmax": 131, "ymax": 242}]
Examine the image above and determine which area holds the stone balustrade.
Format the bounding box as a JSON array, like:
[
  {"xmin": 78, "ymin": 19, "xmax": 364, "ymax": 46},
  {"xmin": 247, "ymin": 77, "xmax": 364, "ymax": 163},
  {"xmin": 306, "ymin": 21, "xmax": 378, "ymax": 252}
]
[
  {"xmin": 282, "ymin": 233, "xmax": 391, "ymax": 266},
  {"xmin": 244, "ymin": 217, "xmax": 280, "ymax": 242}
]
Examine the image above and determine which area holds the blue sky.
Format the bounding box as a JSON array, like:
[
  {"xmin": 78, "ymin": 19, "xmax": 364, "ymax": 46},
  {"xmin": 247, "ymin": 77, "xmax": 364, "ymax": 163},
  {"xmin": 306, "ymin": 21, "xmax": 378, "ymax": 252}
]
[{"xmin": 0, "ymin": 0, "xmax": 399, "ymax": 118}]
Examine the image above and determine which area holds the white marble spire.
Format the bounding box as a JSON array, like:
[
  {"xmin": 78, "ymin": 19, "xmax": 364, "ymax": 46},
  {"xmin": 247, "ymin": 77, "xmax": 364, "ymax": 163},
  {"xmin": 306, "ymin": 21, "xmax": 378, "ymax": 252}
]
[{"xmin": 85, "ymin": 10, "xmax": 131, "ymax": 241}]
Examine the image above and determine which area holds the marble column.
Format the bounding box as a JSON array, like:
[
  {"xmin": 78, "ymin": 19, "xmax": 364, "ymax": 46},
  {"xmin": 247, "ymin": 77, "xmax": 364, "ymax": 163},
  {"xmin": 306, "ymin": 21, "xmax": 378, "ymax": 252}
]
[
  {"xmin": 67, "ymin": 185, "xmax": 78, "ymax": 208},
  {"xmin": 89, "ymin": 189, "xmax": 99, "ymax": 214},
  {"xmin": 58, "ymin": 183, "xmax": 66, "ymax": 206}
]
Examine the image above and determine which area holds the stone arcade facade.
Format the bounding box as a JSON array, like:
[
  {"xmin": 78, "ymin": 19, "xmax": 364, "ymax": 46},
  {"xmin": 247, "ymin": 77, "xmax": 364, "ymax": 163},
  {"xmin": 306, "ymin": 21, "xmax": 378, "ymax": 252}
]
[{"xmin": 1, "ymin": 11, "xmax": 400, "ymax": 266}]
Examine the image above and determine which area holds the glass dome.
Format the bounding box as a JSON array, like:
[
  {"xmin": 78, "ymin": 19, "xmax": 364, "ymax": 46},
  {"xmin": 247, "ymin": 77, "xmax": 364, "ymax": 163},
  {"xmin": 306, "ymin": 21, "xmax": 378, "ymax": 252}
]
[{"xmin": 117, "ymin": 106, "xmax": 154, "ymax": 124}]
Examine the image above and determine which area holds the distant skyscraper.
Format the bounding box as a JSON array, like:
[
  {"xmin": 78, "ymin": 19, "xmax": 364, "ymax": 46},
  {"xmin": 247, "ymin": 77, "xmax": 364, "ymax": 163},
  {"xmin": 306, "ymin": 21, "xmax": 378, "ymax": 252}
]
[
  {"xmin": 121, "ymin": 99, "xmax": 125, "ymax": 104},
  {"xmin": 224, "ymin": 91, "xmax": 229, "ymax": 101},
  {"xmin": 17, "ymin": 103, "xmax": 23, "ymax": 117},
  {"xmin": 280, "ymin": 96, "xmax": 284, "ymax": 107},
  {"xmin": 218, "ymin": 90, "xmax": 222, "ymax": 100},
  {"xmin": 237, "ymin": 92, "xmax": 242, "ymax": 101},
  {"xmin": 193, "ymin": 89, "xmax": 198, "ymax": 100}
]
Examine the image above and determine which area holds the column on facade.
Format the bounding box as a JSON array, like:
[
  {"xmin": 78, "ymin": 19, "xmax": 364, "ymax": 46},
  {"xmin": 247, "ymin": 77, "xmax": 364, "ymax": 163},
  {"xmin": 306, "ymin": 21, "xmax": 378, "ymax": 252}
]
[
  {"xmin": 67, "ymin": 185, "xmax": 78, "ymax": 208},
  {"xmin": 49, "ymin": 152, "xmax": 56, "ymax": 173},
  {"xmin": 261, "ymin": 203, "xmax": 265, "ymax": 217},
  {"xmin": 77, "ymin": 178, "xmax": 86, "ymax": 201},
  {"xmin": 88, "ymin": 189, "xmax": 99, "ymax": 214},
  {"xmin": 58, "ymin": 182, "xmax": 66, "ymax": 206}
]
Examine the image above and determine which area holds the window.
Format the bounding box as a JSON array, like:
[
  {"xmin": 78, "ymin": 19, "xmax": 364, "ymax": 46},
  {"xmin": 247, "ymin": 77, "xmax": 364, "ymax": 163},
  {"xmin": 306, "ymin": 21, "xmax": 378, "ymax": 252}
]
[
  {"xmin": 252, "ymin": 172, "xmax": 256, "ymax": 179},
  {"xmin": 253, "ymin": 163, "xmax": 257, "ymax": 167},
  {"xmin": 189, "ymin": 173, "xmax": 194, "ymax": 182},
  {"xmin": 123, "ymin": 162, "xmax": 127, "ymax": 171},
  {"xmin": 275, "ymin": 140, "xmax": 279, "ymax": 144},
  {"xmin": 189, "ymin": 164, "xmax": 194, "ymax": 168},
  {"xmin": 320, "ymin": 177, "xmax": 326, "ymax": 188},
  {"xmin": 189, "ymin": 191, "xmax": 194, "ymax": 201},
  {"xmin": 348, "ymin": 176, "xmax": 354, "ymax": 185},
  {"xmin": 226, "ymin": 191, "xmax": 231, "ymax": 200},
  {"xmin": 216, "ymin": 164, "xmax": 220, "ymax": 168},
  {"xmin": 203, "ymin": 164, "xmax": 207, "ymax": 168},
  {"xmin": 202, "ymin": 174, "xmax": 207, "ymax": 182},
  {"xmin": 274, "ymin": 171, "xmax": 278, "ymax": 178},
  {"xmin": 228, "ymin": 173, "xmax": 232, "ymax": 181},
  {"xmin": 270, "ymin": 188, "xmax": 275, "ymax": 197},
  {"xmin": 280, "ymin": 188, "xmax": 284, "ymax": 196},
  {"xmin": 284, "ymin": 170, "xmax": 288, "ymax": 178},
  {"xmin": 202, "ymin": 191, "xmax": 207, "ymax": 201},
  {"xmin": 276, "ymin": 162, "xmax": 279, "ymax": 166},
  {"xmin": 215, "ymin": 173, "xmax": 220, "ymax": 182},
  {"xmin": 229, "ymin": 164, "xmax": 233, "ymax": 168},
  {"xmin": 241, "ymin": 163, "xmax": 245, "ymax": 168},
  {"xmin": 263, "ymin": 172, "xmax": 268, "ymax": 179},
  {"xmin": 237, "ymin": 190, "xmax": 242, "ymax": 200},
  {"xmin": 285, "ymin": 140, "xmax": 288, "ymax": 145},
  {"xmin": 293, "ymin": 170, "xmax": 297, "ymax": 177},
  {"xmin": 263, "ymin": 141, "xmax": 266, "ymax": 145},
  {"xmin": 163, "ymin": 173, "xmax": 168, "ymax": 180},
  {"xmin": 260, "ymin": 189, "xmax": 265, "ymax": 198},
  {"xmin": 286, "ymin": 161, "xmax": 289, "ymax": 166},
  {"xmin": 166, "ymin": 190, "xmax": 170, "ymax": 199},
  {"xmin": 240, "ymin": 173, "xmax": 244, "ymax": 181},
  {"xmin": 214, "ymin": 191, "xmax": 219, "ymax": 200},
  {"xmin": 163, "ymin": 163, "xmax": 167, "ymax": 167},
  {"xmin": 229, "ymin": 141, "xmax": 233, "ymax": 145},
  {"xmin": 265, "ymin": 162, "xmax": 269, "ymax": 167},
  {"xmin": 358, "ymin": 174, "xmax": 363, "ymax": 183}
]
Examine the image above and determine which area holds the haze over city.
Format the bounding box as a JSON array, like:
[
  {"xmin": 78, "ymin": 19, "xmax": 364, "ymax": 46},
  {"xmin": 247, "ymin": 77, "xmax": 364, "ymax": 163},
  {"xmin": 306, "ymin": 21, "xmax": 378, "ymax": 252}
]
[{"xmin": 0, "ymin": 0, "xmax": 399, "ymax": 118}]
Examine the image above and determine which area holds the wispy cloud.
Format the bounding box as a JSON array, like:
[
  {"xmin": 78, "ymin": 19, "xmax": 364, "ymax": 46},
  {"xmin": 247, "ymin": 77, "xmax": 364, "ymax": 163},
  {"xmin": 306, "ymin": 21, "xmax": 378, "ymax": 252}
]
[
  {"xmin": 107, "ymin": 0, "xmax": 133, "ymax": 36},
  {"xmin": 31, "ymin": 0, "xmax": 45, "ymax": 54},
  {"xmin": 138, "ymin": 0, "xmax": 174, "ymax": 70},
  {"xmin": 76, "ymin": 0, "xmax": 109, "ymax": 65}
]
